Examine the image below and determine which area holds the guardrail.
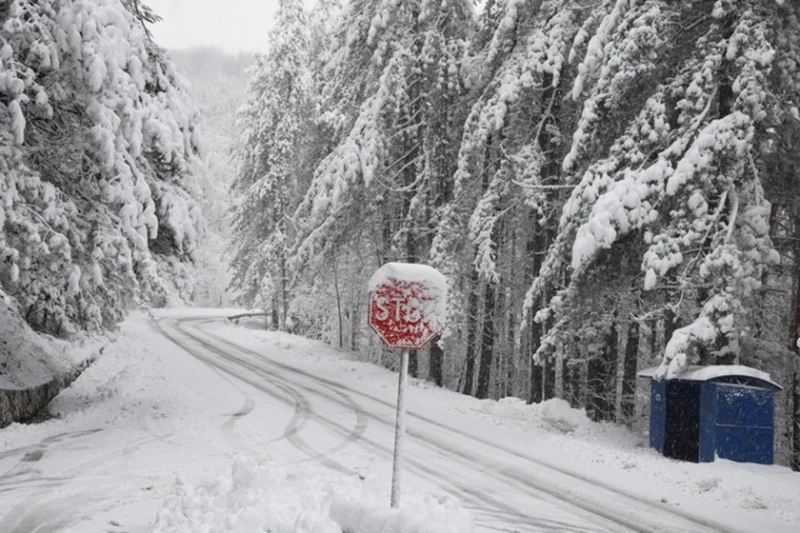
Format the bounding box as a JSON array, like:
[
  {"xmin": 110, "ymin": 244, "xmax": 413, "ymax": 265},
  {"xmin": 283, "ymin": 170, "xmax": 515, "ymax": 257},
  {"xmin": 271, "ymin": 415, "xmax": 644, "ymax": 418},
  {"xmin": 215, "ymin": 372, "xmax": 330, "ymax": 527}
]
[{"xmin": 226, "ymin": 312, "xmax": 269, "ymax": 324}]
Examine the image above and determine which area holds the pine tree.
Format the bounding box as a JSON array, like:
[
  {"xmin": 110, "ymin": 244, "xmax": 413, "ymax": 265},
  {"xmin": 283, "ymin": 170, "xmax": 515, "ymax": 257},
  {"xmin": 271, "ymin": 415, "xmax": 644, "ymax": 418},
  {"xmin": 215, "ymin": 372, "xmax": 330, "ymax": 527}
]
[
  {"xmin": 1, "ymin": 0, "xmax": 203, "ymax": 335},
  {"xmin": 226, "ymin": 0, "xmax": 800, "ymax": 465},
  {"xmin": 431, "ymin": 0, "xmax": 585, "ymax": 400},
  {"xmin": 291, "ymin": 0, "xmax": 474, "ymax": 376},
  {"xmin": 521, "ymin": 1, "xmax": 798, "ymax": 427},
  {"xmin": 229, "ymin": 0, "xmax": 315, "ymax": 329}
]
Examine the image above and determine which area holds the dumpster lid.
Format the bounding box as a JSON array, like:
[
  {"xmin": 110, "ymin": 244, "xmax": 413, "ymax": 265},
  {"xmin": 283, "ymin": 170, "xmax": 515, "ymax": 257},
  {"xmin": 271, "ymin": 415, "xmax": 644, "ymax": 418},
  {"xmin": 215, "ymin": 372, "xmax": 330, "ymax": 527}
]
[{"xmin": 637, "ymin": 365, "xmax": 782, "ymax": 390}]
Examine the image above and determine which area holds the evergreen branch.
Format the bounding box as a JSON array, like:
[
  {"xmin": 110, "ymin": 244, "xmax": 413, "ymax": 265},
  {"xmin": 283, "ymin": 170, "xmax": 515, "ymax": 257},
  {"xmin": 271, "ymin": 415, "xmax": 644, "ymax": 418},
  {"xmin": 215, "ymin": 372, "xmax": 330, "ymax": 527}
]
[{"xmin": 17, "ymin": 204, "xmax": 61, "ymax": 237}]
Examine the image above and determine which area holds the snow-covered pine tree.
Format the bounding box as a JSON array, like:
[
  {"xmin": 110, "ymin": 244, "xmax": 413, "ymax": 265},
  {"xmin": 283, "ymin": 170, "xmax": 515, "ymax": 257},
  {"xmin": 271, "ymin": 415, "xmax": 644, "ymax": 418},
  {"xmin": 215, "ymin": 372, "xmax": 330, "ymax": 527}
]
[
  {"xmin": 518, "ymin": 0, "xmax": 670, "ymax": 418},
  {"xmin": 229, "ymin": 0, "xmax": 316, "ymax": 329},
  {"xmin": 755, "ymin": 0, "xmax": 800, "ymax": 471},
  {"xmin": 523, "ymin": 0, "xmax": 800, "ymax": 428},
  {"xmin": 430, "ymin": 0, "xmax": 587, "ymax": 400},
  {"xmin": 0, "ymin": 0, "xmax": 202, "ymax": 335},
  {"xmin": 291, "ymin": 0, "xmax": 474, "ymax": 377},
  {"xmin": 170, "ymin": 47, "xmax": 254, "ymax": 308}
]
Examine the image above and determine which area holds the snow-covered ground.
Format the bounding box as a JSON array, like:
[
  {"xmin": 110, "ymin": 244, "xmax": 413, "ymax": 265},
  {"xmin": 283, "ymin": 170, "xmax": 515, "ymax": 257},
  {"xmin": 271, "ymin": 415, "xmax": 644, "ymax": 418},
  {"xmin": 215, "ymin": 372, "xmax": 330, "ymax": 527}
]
[{"xmin": 1, "ymin": 309, "xmax": 799, "ymax": 532}]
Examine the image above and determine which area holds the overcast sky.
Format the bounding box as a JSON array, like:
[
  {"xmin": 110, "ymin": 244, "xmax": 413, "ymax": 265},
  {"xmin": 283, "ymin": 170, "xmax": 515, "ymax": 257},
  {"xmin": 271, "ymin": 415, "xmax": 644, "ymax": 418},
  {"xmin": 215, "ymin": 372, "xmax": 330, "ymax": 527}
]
[{"xmin": 146, "ymin": 0, "xmax": 279, "ymax": 52}]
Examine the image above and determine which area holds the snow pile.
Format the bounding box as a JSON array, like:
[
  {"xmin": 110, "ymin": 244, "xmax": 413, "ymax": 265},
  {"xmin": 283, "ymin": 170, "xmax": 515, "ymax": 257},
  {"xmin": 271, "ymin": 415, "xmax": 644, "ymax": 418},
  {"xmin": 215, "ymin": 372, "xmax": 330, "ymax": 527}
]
[
  {"xmin": 478, "ymin": 397, "xmax": 591, "ymax": 434},
  {"xmin": 152, "ymin": 455, "xmax": 474, "ymax": 533},
  {"xmin": 538, "ymin": 398, "xmax": 591, "ymax": 433},
  {"xmin": 152, "ymin": 456, "xmax": 343, "ymax": 533},
  {"xmin": 331, "ymin": 495, "xmax": 474, "ymax": 533}
]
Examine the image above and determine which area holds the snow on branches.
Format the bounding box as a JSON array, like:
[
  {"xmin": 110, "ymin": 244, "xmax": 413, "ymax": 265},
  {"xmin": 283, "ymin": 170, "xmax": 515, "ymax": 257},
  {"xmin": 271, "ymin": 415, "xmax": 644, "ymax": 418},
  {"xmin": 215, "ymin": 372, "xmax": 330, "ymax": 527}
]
[
  {"xmin": 523, "ymin": 1, "xmax": 785, "ymax": 371},
  {"xmin": 0, "ymin": 0, "xmax": 203, "ymax": 334}
]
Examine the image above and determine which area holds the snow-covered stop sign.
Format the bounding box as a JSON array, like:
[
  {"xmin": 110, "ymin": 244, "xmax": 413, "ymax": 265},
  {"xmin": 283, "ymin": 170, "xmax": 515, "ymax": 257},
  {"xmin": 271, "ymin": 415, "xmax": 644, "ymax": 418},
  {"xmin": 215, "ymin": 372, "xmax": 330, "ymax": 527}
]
[{"xmin": 367, "ymin": 262, "xmax": 447, "ymax": 350}]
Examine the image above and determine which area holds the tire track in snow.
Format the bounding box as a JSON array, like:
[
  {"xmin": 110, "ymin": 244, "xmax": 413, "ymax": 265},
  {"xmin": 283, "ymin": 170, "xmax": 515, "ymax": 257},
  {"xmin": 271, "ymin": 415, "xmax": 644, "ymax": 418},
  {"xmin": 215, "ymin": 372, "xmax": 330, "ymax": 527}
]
[
  {"xmin": 159, "ymin": 317, "xmax": 364, "ymax": 477},
  {"xmin": 191, "ymin": 316, "xmax": 738, "ymax": 533},
  {"xmin": 152, "ymin": 318, "xmax": 257, "ymax": 446},
  {"xmin": 175, "ymin": 318, "xmax": 626, "ymax": 533},
  {"xmin": 0, "ymin": 433, "xmax": 161, "ymax": 532}
]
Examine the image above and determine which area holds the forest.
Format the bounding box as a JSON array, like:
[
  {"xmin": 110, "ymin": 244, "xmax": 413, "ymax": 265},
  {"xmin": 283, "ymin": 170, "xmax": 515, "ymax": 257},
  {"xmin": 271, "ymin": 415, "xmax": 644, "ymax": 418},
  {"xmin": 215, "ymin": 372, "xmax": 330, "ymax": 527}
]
[
  {"xmin": 1, "ymin": 0, "xmax": 799, "ymax": 470},
  {"xmin": 227, "ymin": 0, "xmax": 800, "ymax": 470}
]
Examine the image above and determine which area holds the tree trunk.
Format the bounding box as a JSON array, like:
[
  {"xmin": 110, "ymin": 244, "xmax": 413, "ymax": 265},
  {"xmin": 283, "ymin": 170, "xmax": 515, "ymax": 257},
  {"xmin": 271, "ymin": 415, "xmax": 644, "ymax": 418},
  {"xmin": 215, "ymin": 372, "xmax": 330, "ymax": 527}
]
[
  {"xmin": 426, "ymin": 64, "xmax": 457, "ymax": 391},
  {"xmin": 428, "ymin": 335, "xmax": 443, "ymax": 386},
  {"xmin": 564, "ymin": 359, "xmax": 580, "ymax": 408},
  {"xmin": 476, "ymin": 281, "xmax": 497, "ymax": 399},
  {"xmin": 462, "ymin": 271, "xmax": 480, "ymax": 396},
  {"xmin": 650, "ymin": 320, "xmax": 659, "ymax": 360},
  {"xmin": 277, "ymin": 213, "xmax": 288, "ymax": 331},
  {"xmin": 531, "ymin": 70, "xmax": 561, "ymax": 403},
  {"xmin": 663, "ymin": 307, "xmax": 681, "ymax": 351},
  {"xmin": 718, "ymin": 13, "xmax": 736, "ymax": 118},
  {"xmin": 621, "ymin": 319, "xmax": 639, "ymax": 422},
  {"xmin": 543, "ymin": 356, "xmax": 556, "ymax": 400},
  {"xmin": 404, "ymin": 220, "xmax": 419, "ymax": 378},
  {"xmin": 541, "ymin": 287, "xmax": 557, "ymax": 401},
  {"xmin": 587, "ymin": 355, "xmax": 602, "ymax": 420},
  {"xmin": 493, "ymin": 278, "xmax": 510, "ymax": 398},
  {"xmin": 788, "ymin": 216, "xmax": 800, "ymax": 471},
  {"xmin": 528, "ymin": 305, "xmax": 543, "ymax": 403},
  {"xmin": 794, "ymin": 371, "xmax": 800, "ymax": 471},
  {"xmin": 334, "ymin": 261, "xmax": 343, "ymax": 349},
  {"xmin": 280, "ymin": 252, "xmax": 288, "ymax": 330},
  {"xmin": 408, "ymin": 349, "xmax": 419, "ymax": 379},
  {"xmin": 588, "ymin": 324, "xmax": 617, "ymax": 422},
  {"xmin": 605, "ymin": 322, "xmax": 618, "ymax": 420},
  {"xmin": 529, "ymin": 357, "xmax": 543, "ymax": 403},
  {"xmin": 506, "ymin": 289, "xmax": 517, "ymax": 398},
  {"xmin": 271, "ymin": 294, "xmax": 279, "ymax": 330},
  {"xmin": 526, "ymin": 215, "xmax": 547, "ymax": 404},
  {"xmin": 350, "ymin": 301, "xmax": 360, "ymax": 352}
]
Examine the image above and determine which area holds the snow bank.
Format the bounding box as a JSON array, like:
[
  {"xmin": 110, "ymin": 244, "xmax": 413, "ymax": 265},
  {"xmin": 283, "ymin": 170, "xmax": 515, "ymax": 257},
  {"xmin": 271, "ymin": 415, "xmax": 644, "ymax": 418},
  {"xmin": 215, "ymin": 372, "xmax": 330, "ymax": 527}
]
[
  {"xmin": 330, "ymin": 495, "xmax": 474, "ymax": 533},
  {"xmin": 477, "ymin": 397, "xmax": 592, "ymax": 434},
  {"xmin": 152, "ymin": 456, "xmax": 474, "ymax": 533},
  {"xmin": 0, "ymin": 297, "xmax": 73, "ymax": 390},
  {"xmin": 207, "ymin": 319, "xmax": 800, "ymax": 530},
  {"xmin": 152, "ymin": 456, "xmax": 342, "ymax": 533},
  {"xmin": 0, "ymin": 295, "xmax": 102, "ymax": 426},
  {"xmin": 538, "ymin": 398, "xmax": 591, "ymax": 433}
]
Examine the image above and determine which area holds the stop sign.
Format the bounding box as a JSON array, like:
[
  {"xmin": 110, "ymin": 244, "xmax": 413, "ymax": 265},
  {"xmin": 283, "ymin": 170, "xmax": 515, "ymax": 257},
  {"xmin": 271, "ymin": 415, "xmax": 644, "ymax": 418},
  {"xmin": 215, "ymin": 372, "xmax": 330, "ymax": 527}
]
[{"xmin": 368, "ymin": 263, "xmax": 447, "ymax": 350}]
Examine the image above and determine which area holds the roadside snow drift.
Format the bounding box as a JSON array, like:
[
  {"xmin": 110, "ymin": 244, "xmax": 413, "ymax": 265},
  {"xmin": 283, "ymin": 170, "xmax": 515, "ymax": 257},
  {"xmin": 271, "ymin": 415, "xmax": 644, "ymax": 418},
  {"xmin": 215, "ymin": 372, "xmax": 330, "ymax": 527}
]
[
  {"xmin": 0, "ymin": 297, "xmax": 72, "ymax": 391},
  {"xmin": 152, "ymin": 456, "xmax": 474, "ymax": 533}
]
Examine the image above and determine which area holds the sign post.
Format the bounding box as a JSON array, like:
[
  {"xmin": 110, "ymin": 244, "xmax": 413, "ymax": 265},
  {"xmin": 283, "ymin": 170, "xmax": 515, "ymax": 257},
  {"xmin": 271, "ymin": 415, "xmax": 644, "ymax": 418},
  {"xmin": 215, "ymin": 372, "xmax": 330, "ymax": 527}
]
[
  {"xmin": 367, "ymin": 262, "xmax": 446, "ymax": 508},
  {"xmin": 391, "ymin": 348, "xmax": 409, "ymax": 508}
]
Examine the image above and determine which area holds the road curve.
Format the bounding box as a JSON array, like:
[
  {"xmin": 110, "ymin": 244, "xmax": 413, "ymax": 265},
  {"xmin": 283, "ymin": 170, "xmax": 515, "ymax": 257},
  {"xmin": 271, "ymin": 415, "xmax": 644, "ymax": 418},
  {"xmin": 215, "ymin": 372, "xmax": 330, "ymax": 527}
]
[{"xmin": 162, "ymin": 315, "xmax": 737, "ymax": 533}]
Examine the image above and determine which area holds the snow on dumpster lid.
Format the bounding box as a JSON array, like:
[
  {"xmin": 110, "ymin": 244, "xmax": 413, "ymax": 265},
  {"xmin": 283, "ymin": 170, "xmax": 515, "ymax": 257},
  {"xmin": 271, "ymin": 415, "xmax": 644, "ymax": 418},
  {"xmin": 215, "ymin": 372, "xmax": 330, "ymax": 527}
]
[{"xmin": 637, "ymin": 365, "xmax": 781, "ymax": 389}]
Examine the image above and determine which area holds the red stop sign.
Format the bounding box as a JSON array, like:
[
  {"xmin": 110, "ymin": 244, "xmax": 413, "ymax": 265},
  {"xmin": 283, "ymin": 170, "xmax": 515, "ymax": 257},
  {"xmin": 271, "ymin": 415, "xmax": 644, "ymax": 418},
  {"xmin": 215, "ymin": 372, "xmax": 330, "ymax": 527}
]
[{"xmin": 368, "ymin": 263, "xmax": 446, "ymax": 350}]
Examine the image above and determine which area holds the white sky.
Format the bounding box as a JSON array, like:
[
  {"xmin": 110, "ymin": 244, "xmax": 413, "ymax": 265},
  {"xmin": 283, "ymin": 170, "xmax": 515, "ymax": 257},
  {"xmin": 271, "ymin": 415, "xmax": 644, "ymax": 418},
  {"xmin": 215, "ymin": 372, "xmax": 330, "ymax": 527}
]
[{"xmin": 146, "ymin": 0, "xmax": 280, "ymax": 52}]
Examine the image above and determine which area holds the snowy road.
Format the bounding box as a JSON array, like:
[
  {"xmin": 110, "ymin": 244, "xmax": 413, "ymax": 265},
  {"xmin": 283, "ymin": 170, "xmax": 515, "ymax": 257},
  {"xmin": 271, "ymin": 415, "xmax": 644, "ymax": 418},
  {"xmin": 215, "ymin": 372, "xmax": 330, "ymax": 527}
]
[
  {"xmin": 158, "ymin": 315, "xmax": 731, "ymax": 533},
  {"xmin": 1, "ymin": 310, "xmax": 797, "ymax": 533}
]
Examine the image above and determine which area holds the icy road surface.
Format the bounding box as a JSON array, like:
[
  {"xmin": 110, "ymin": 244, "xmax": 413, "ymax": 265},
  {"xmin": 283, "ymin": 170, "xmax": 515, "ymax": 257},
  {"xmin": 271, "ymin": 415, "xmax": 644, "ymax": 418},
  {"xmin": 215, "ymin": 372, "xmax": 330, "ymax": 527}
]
[{"xmin": 1, "ymin": 310, "xmax": 799, "ymax": 532}]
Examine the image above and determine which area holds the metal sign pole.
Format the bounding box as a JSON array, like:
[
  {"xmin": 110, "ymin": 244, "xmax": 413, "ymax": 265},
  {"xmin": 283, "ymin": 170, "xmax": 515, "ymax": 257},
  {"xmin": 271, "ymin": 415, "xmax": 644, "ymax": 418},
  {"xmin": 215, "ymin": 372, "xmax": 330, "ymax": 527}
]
[{"xmin": 390, "ymin": 348, "xmax": 409, "ymax": 508}]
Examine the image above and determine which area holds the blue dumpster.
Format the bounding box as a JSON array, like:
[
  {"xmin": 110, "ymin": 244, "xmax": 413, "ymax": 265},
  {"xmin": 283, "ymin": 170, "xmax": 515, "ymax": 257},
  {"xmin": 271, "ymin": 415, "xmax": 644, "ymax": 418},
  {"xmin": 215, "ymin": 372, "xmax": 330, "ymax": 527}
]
[{"xmin": 638, "ymin": 365, "xmax": 781, "ymax": 464}]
